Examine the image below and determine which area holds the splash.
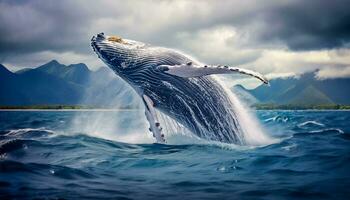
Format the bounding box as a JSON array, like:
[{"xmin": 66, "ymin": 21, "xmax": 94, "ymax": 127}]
[
  {"xmin": 213, "ymin": 76, "xmax": 275, "ymax": 146},
  {"xmin": 149, "ymin": 75, "xmax": 275, "ymax": 146},
  {"xmin": 70, "ymin": 110, "xmax": 154, "ymax": 144},
  {"xmin": 70, "ymin": 68, "xmax": 274, "ymax": 146},
  {"xmin": 69, "ymin": 69, "xmax": 154, "ymax": 144}
]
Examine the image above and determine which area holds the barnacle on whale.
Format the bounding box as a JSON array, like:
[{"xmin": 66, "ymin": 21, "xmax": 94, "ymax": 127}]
[{"xmin": 108, "ymin": 36, "xmax": 128, "ymax": 44}]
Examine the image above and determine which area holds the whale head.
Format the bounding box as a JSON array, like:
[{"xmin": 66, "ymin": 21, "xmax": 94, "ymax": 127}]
[{"xmin": 91, "ymin": 33, "xmax": 146, "ymax": 73}]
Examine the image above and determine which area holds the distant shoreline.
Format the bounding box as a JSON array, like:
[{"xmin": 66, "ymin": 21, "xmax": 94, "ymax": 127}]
[
  {"xmin": 0, "ymin": 105, "xmax": 139, "ymax": 110},
  {"xmin": 0, "ymin": 105, "xmax": 349, "ymax": 111},
  {"xmin": 0, "ymin": 109, "xmax": 141, "ymax": 112},
  {"xmin": 252, "ymin": 104, "xmax": 350, "ymax": 110}
]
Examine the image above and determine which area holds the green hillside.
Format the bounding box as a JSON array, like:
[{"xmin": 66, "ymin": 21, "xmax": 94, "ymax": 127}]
[{"xmin": 236, "ymin": 71, "xmax": 350, "ymax": 106}]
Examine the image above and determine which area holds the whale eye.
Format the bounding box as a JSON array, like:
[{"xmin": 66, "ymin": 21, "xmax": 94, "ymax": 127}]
[{"xmin": 108, "ymin": 36, "xmax": 124, "ymax": 43}]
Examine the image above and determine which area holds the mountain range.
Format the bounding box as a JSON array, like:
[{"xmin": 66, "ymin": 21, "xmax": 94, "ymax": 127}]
[
  {"xmin": 1, "ymin": 60, "xmax": 349, "ymax": 107},
  {"xmin": 0, "ymin": 60, "xmax": 140, "ymax": 108},
  {"xmin": 232, "ymin": 71, "xmax": 350, "ymax": 105}
]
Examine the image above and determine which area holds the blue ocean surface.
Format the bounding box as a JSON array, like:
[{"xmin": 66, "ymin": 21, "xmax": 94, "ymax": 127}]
[{"xmin": 0, "ymin": 110, "xmax": 349, "ymax": 199}]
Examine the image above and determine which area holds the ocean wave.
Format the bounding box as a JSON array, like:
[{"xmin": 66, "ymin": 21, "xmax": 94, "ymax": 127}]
[
  {"xmin": 267, "ymin": 169, "xmax": 321, "ymax": 176},
  {"xmin": 310, "ymin": 128, "xmax": 344, "ymax": 134},
  {"xmin": 5, "ymin": 127, "xmax": 55, "ymax": 137},
  {"xmin": 281, "ymin": 143, "xmax": 297, "ymax": 151},
  {"xmin": 293, "ymin": 128, "xmax": 345, "ymax": 138},
  {"xmin": 0, "ymin": 139, "xmax": 28, "ymax": 155},
  {"xmin": 264, "ymin": 115, "xmax": 289, "ymax": 123},
  {"xmin": 0, "ymin": 160, "xmax": 96, "ymax": 180},
  {"xmin": 297, "ymin": 121, "xmax": 325, "ymax": 128},
  {"xmin": 0, "ymin": 110, "xmax": 349, "ymax": 199}
]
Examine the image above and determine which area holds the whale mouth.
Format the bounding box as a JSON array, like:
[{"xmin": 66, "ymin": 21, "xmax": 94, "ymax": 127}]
[
  {"xmin": 90, "ymin": 33, "xmax": 103, "ymax": 55},
  {"xmin": 91, "ymin": 33, "xmax": 111, "ymax": 59},
  {"xmin": 91, "ymin": 32, "xmax": 139, "ymax": 70}
]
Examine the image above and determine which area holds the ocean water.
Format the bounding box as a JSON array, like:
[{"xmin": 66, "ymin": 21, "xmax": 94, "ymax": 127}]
[{"xmin": 0, "ymin": 110, "xmax": 349, "ymax": 199}]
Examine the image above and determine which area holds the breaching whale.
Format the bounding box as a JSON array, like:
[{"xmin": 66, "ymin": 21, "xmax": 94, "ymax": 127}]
[{"xmin": 91, "ymin": 33, "xmax": 268, "ymax": 144}]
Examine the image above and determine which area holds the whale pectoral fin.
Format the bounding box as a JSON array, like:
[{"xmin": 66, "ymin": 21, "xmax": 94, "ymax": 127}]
[
  {"xmin": 159, "ymin": 63, "xmax": 269, "ymax": 84},
  {"xmin": 142, "ymin": 94, "xmax": 166, "ymax": 144}
]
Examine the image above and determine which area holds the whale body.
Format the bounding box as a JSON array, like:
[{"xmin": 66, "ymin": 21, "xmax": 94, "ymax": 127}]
[{"xmin": 91, "ymin": 33, "xmax": 268, "ymax": 144}]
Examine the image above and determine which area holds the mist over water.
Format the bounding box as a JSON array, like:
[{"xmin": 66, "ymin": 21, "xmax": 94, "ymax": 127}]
[
  {"xmin": 69, "ymin": 68, "xmax": 155, "ymax": 144},
  {"xmin": 70, "ymin": 110, "xmax": 153, "ymax": 143}
]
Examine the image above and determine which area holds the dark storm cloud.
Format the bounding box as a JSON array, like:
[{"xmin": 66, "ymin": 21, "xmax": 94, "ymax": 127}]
[
  {"xmin": 0, "ymin": 0, "xmax": 94, "ymax": 55},
  {"xmin": 136, "ymin": 0, "xmax": 350, "ymax": 51},
  {"xmin": 257, "ymin": 0, "xmax": 350, "ymax": 50}
]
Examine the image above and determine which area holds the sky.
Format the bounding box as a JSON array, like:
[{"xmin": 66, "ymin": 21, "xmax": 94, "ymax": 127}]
[{"xmin": 1, "ymin": 0, "xmax": 350, "ymax": 88}]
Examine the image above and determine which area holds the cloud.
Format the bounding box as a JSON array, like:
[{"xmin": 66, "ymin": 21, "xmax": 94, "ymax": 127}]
[
  {"xmin": 175, "ymin": 26, "xmax": 262, "ymax": 65},
  {"xmin": 258, "ymin": 0, "xmax": 350, "ymax": 50},
  {"xmin": 0, "ymin": 0, "xmax": 349, "ymax": 79},
  {"xmin": 316, "ymin": 65, "xmax": 350, "ymax": 79},
  {"xmin": 0, "ymin": 1, "xmax": 93, "ymax": 54}
]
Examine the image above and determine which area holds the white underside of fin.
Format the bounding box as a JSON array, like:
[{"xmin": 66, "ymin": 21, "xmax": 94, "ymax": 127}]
[
  {"xmin": 161, "ymin": 63, "xmax": 269, "ymax": 84},
  {"xmin": 142, "ymin": 94, "xmax": 166, "ymax": 143}
]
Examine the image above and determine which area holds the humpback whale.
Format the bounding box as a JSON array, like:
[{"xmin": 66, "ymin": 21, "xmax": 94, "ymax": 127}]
[{"xmin": 91, "ymin": 33, "xmax": 268, "ymax": 144}]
